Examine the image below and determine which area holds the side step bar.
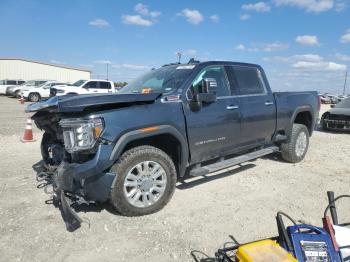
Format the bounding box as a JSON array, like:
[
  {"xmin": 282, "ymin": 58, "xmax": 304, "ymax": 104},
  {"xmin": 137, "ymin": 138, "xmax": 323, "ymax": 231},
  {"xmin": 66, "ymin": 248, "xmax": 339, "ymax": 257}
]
[{"xmin": 189, "ymin": 146, "xmax": 279, "ymax": 177}]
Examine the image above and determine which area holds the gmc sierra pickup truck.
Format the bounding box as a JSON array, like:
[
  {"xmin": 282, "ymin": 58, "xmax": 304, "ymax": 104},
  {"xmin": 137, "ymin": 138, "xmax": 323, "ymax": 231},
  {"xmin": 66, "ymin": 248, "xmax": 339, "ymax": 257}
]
[{"xmin": 27, "ymin": 60, "xmax": 319, "ymax": 230}]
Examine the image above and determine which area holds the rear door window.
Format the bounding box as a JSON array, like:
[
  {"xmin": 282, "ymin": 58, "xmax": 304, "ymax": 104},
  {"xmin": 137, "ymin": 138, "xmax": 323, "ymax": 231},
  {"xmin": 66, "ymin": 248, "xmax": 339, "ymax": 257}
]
[
  {"xmin": 233, "ymin": 66, "xmax": 266, "ymax": 95},
  {"xmin": 7, "ymin": 80, "xmax": 17, "ymax": 85},
  {"xmin": 99, "ymin": 81, "xmax": 112, "ymax": 89}
]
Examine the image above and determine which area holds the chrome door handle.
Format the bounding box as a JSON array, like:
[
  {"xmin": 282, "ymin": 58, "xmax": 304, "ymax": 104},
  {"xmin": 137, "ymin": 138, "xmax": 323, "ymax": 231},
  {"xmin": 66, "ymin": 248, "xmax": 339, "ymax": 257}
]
[
  {"xmin": 226, "ymin": 105, "xmax": 239, "ymax": 110},
  {"xmin": 265, "ymin": 101, "xmax": 274, "ymax": 106}
]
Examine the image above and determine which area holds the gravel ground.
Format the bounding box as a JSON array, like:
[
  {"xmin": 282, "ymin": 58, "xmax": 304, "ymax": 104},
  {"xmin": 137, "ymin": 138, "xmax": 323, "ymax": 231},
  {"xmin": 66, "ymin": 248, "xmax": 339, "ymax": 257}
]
[{"xmin": 0, "ymin": 96, "xmax": 349, "ymax": 262}]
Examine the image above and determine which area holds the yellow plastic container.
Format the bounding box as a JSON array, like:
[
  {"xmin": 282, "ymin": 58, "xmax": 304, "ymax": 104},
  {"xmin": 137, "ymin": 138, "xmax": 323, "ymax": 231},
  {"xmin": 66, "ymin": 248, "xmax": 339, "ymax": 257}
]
[{"xmin": 236, "ymin": 239, "xmax": 298, "ymax": 262}]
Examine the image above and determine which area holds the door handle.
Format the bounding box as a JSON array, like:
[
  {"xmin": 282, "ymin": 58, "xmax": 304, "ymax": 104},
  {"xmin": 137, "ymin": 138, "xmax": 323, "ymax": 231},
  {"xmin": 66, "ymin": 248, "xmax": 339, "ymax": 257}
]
[
  {"xmin": 226, "ymin": 105, "xmax": 239, "ymax": 110},
  {"xmin": 265, "ymin": 101, "xmax": 274, "ymax": 106}
]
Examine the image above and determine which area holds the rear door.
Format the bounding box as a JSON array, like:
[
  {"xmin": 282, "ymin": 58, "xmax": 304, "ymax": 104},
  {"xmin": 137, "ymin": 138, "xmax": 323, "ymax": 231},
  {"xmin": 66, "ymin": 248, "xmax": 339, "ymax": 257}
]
[
  {"xmin": 99, "ymin": 81, "xmax": 113, "ymax": 93},
  {"xmin": 184, "ymin": 65, "xmax": 241, "ymax": 163},
  {"xmin": 230, "ymin": 65, "xmax": 276, "ymax": 146}
]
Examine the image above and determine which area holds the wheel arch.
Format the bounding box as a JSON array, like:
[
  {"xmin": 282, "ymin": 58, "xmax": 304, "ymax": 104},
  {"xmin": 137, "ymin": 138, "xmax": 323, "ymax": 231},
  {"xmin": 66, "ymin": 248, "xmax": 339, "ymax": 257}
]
[
  {"xmin": 109, "ymin": 125, "xmax": 189, "ymax": 177},
  {"xmin": 28, "ymin": 92, "xmax": 41, "ymax": 101},
  {"xmin": 290, "ymin": 107, "xmax": 314, "ymax": 136}
]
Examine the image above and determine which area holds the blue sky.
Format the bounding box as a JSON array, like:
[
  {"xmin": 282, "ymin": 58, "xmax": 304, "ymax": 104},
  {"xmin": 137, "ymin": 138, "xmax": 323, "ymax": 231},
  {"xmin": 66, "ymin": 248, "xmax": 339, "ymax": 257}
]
[{"xmin": 0, "ymin": 0, "xmax": 349, "ymax": 93}]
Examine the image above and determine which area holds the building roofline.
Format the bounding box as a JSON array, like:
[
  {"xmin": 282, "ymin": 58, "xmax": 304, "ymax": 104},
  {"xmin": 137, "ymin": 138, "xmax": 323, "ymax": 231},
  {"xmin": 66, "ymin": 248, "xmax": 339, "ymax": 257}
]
[{"xmin": 0, "ymin": 57, "xmax": 92, "ymax": 73}]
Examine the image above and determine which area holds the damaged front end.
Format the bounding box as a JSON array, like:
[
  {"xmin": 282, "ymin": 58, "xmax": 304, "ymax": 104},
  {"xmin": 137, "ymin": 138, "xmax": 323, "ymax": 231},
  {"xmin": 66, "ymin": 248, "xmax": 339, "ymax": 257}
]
[{"xmin": 27, "ymin": 97, "xmax": 118, "ymax": 231}]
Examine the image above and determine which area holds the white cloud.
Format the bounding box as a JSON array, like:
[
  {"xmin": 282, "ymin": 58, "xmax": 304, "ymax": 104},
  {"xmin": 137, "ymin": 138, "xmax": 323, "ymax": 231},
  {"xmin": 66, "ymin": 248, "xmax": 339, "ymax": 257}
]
[
  {"xmin": 273, "ymin": 0, "xmax": 334, "ymax": 13},
  {"xmin": 113, "ymin": 64, "xmax": 150, "ymax": 70},
  {"xmin": 242, "ymin": 2, "xmax": 271, "ymax": 12},
  {"xmin": 262, "ymin": 42, "xmax": 289, "ymax": 51},
  {"xmin": 183, "ymin": 49, "xmax": 198, "ymax": 56},
  {"xmin": 235, "ymin": 44, "xmax": 246, "ymax": 51},
  {"xmin": 340, "ymin": 28, "xmax": 350, "ymax": 43},
  {"xmin": 292, "ymin": 61, "xmax": 346, "ymax": 71},
  {"xmin": 236, "ymin": 42, "xmax": 289, "ymax": 52},
  {"xmin": 335, "ymin": 53, "xmax": 350, "ymax": 61},
  {"xmin": 94, "ymin": 60, "xmax": 112, "ymax": 64},
  {"xmin": 122, "ymin": 15, "xmax": 153, "ymax": 26},
  {"xmin": 89, "ymin": 18, "xmax": 110, "ymax": 28},
  {"xmin": 134, "ymin": 3, "xmax": 161, "ymax": 18},
  {"xmin": 239, "ymin": 14, "xmax": 251, "ymax": 20},
  {"xmin": 210, "ymin": 14, "xmax": 220, "ymax": 22},
  {"xmin": 178, "ymin": 9, "xmax": 204, "ymax": 25},
  {"xmin": 295, "ymin": 35, "xmax": 320, "ymax": 46},
  {"xmin": 335, "ymin": 1, "xmax": 347, "ymax": 11}
]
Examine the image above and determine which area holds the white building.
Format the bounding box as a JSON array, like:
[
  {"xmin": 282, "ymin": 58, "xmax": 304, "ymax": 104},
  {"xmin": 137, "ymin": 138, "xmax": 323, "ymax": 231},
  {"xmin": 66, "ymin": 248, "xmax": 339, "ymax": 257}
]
[{"xmin": 0, "ymin": 58, "xmax": 91, "ymax": 83}]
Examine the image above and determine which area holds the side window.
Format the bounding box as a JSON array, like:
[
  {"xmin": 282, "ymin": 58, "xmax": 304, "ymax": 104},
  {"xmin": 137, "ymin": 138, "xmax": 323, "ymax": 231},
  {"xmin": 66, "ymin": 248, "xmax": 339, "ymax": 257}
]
[
  {"xmin": 84, "ymin": 81, "xmax": 98, "ymax": 89},
  {"xmin": 99, "ymin": 81, "xmax": 111, "ymax": 89},
  {"xmin": 191, "ymin": 66, "xmax": 230, "ymax": 97},
  {"xmin": 35, "ymin": 81, "xmax": 46, "ymax": 86},
  {"xmin": 7, "ymin": 80, "xmax": 17, "ymax": 85},
  {"xmin": 18, "ymin": 81, "xmax": 25, "ymax": 85},
  {"xmin": 233, "ymin": 66, "xmax": 266, "ymax": 95}
]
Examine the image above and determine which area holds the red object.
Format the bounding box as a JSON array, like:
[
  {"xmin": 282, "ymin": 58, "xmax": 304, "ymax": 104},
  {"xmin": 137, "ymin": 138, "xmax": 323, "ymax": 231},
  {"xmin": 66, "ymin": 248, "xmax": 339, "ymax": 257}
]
[
  {"xmin": 21, "ymin": 118, "xmax": 35, "ymax": 142},
  {"xmin": 323, "ymin": 216, "xmax": 339, "ymax": 252}
]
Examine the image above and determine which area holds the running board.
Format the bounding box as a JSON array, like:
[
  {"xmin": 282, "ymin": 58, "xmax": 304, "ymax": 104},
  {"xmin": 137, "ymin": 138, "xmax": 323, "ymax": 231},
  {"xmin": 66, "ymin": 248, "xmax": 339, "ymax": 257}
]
[{"xmin": 189, "ymin": 146, "xmax": 279, "ymax": 176}]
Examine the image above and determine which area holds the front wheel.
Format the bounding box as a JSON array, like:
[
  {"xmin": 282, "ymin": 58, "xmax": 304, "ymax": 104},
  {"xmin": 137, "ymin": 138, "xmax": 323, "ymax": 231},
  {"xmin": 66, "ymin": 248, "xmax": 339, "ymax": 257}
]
[
  {"xmin": 110, "ymin": 146, "xmax": 177, "ymax": 216},
  {"xmin": 280, "ymin": 124, "xmax": 309, "ymax": 163},
  {"xmin": 28, "ymin": 93, "xmax": 40, "ymax": 102}
]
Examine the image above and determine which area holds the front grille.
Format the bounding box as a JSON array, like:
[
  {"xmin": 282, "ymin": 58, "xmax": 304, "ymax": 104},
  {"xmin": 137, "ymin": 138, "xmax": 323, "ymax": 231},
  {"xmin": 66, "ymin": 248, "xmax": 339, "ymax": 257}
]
[{"xmin": 328, "ymin": 114, "xmax": 350, "ymax": 121}]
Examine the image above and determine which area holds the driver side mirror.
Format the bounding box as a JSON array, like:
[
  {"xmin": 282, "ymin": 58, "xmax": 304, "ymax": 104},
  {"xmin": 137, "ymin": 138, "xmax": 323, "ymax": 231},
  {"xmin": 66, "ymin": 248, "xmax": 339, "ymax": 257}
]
[{"xmin": 193, "ymin": 78, "xmax": 217, "ymax": 104}]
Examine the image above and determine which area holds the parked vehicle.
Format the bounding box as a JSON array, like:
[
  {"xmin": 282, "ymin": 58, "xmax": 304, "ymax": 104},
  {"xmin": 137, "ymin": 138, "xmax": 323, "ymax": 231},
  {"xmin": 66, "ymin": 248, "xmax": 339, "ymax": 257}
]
[
  {"xmin": 22, "ymin": 81, "xmax": 68, "ymax": 102},
  {"xmin": 321, "ymin": 97, "xmax": 350, "ymax": 131},
  {"xmin": 7, "ymin": 80, "xmax": 50, "ymax": 97},
  {"xmin": 50, "ymin": 79, "xmax": 116, "ymax": 96},
  {"xmin": 325, "ymin": 94, "xmax": 341, "ymax": 104},
  {"xmin": 27, "ymin": 60, "xmax": 319, "ymax": 227},
  {"xmin": 0, "ymin": 79, "xmax": 25, "ymax": 95},
  {"xmin": 319, "ymin": 94, "xmax": 331, "ymax": 104}
]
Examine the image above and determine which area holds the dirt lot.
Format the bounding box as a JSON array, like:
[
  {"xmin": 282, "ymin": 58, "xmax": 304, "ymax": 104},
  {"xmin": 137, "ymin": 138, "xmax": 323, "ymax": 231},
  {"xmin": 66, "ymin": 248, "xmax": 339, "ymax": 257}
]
[{"xmin": 0, "ymin": 96, "xmax": 349, "ymax": 262}]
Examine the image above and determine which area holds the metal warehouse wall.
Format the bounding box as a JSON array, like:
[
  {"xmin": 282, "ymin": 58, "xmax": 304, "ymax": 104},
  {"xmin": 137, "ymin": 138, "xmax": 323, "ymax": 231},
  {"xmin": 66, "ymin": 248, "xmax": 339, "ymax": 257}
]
[{"xmin": 0, "ymin": 59, "xmax": 91, "ymax": 83}]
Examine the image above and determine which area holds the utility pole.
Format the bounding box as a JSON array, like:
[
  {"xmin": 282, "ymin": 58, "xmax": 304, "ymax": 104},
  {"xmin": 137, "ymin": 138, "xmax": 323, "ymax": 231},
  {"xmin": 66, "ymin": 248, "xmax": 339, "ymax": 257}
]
[
  {"xmin": 176, "ymin": 52, "xmax": 182, "ymax": 63},
  {"xmin": 106, "ymin": 63, "xmax": 109, "ymax": 80},
  {"xmin": 343, "ymin": 71, "xmax": 348, "ymax": 95}
]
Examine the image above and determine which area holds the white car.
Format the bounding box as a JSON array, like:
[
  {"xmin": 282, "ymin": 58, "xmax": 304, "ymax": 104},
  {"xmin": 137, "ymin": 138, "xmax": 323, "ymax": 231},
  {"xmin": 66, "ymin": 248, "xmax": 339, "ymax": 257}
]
[
  {"xmin": 22, "ymin": 81, "xmax": 68, "ymax": 102},
  {"xmin": 7, "ymin": 80, "xmax": 50, "ymax": 97},
  {"xmin": 0, "ymin": 79, "xmax": 25, "ymax": 95},
  {"xmin": 51, "ymin": 79, "xmax": 116, "ymax": 96}
]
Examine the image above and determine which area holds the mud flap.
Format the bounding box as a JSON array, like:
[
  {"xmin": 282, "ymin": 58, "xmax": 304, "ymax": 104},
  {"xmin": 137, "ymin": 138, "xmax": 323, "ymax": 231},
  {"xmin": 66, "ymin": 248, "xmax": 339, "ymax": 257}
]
[{"xmin": 58, "ymin": 190, "xmax": 82, "ymax": 232}]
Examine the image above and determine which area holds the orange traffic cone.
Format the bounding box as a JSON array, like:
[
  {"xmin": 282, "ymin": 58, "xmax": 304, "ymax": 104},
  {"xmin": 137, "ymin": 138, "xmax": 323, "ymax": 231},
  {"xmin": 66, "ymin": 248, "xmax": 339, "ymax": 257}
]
[
  {"xmin": 19, "ymin": 94, "xmax": 24, "ymax": 104},
  {"xmin": 21, "ymin": 118, "xmax": 36, "ymax": 142}
]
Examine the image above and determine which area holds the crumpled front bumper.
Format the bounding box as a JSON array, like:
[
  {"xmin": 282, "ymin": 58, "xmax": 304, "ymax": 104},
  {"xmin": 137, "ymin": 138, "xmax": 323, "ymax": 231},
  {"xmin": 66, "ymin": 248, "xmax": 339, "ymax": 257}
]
[
  {"xmin": 323, "ymin": 119, "xmax": 350, "ymax": 131},
  {"xmin": 55, "ymin": 143, "xmax": 117, "ymax": 202}
]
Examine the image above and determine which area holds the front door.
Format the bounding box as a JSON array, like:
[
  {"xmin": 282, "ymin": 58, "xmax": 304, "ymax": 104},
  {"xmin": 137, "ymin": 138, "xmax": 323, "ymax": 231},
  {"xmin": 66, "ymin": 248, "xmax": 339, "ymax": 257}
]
[{"xmin": 184, "ymin": 65, "xmax": 241, "ymax": 164}]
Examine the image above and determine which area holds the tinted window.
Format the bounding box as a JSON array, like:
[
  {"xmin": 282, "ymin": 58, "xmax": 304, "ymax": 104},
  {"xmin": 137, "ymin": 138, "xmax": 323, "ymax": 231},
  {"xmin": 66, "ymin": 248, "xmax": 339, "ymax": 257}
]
[
  {"xmin": 233, "ymin": 66, "xmax": 265, "ymax": 95},
  {"xmin": 7, "ymin": 80, "xmax": 17, "ymax": 85},
  {"xmin": 84, "ymin": 81, "xmax": 98, "ymax": 89},
  {"xmin": 99, "ymin": 81, "xmax": 111, "ymax": 89},
  {"xmin": 18, "ymin": 81, "xmax": 25, "ymax": 85},
  {"xmin": 35, "ymin": 81, "xmax": 47, "ymax": 86},
  {"xmin": 191, "ymin": 66, "xmax": 230, "ymax": 97}
]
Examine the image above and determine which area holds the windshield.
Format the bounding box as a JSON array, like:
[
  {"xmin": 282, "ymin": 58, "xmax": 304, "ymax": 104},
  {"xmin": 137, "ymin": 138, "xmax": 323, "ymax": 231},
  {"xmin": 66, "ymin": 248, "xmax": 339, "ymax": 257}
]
[
  {"xmin": 335, "ymin": 97, "xmax": 350, "ymax": 108},
  {"xmin": 119, "ymin": 65, "xmax": 195, "ymax": 94},
  {"xmin": 24, "ymin": 80, "xmax": 36, "ymax": 86},
  {"xmin": 72, "ymin": 80, "xmax": 87, "ymax": 87}
]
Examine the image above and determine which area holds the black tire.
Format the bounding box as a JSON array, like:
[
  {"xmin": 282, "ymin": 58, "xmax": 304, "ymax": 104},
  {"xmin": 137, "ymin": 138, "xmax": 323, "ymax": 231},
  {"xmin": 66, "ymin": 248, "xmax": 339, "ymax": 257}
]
[
  {"xmin": 320, "ymin": 113, "xmax": 329, "ymax": 131},
  {"xmin": 28, "ymin": 93, "xmax": 40, "ymax": 102},
  {"xmin": 110, "ymin": 145, "xmax": 177, "ymax": 216},
  {"xmin": 15, "ymin": 90, "xmax": 21, "ymax": 98},
  {"xmin": 280, "ymin": 124, "xmax": 309, "ymax": 163}
]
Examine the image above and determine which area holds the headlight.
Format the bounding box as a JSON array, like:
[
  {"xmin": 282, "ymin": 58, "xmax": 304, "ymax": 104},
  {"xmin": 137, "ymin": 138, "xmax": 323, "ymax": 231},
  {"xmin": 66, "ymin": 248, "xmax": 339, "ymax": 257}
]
[
  {"xmin": 56, "ymin": 89, "xmax": 65, "ymax": 93},
  {"xmin": 60, "ymin": 117, "xmax": 104, "ymax": 153}
]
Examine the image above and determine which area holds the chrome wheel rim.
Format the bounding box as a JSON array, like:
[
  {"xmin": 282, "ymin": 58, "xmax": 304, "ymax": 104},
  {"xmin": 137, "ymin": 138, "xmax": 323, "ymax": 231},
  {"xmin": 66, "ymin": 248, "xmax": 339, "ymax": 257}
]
[
  {"xmin": 123, "ymin": 161, "xmax": 167, "ymax": 208},
  {"xmin": 295, "ymin": 132, "xmax": 307, "ymax": 157}
]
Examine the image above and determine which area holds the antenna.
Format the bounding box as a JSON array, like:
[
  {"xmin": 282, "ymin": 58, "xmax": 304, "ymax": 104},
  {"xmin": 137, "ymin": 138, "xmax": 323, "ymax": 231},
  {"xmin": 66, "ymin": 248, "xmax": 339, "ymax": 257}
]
[
  {"xmin": 343, "ymin": 71, "xmax": 348, "ymax": 95},
  {"xmin": 176, "ymin": 52, "xmax": 182, "ymax": 63}
]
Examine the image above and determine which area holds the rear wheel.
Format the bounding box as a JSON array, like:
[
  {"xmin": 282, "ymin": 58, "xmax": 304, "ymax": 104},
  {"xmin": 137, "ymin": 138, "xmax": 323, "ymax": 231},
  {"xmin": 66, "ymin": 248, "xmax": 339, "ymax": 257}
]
[
  {"xmin": 28, "ymin": 93, "xmax": 40, "ymax": 102},
  {"xmin": 281, "ymin": 124, "xmax": 309, "ymax": 163},
  {"xmin": 110, "ymin": 146, "xmax": 177, "ymax": 216}
]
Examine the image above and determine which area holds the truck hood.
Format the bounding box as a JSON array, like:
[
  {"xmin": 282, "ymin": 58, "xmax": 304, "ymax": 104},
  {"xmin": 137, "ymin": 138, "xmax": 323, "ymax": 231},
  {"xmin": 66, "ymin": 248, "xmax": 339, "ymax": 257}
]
[{"xmin": 25, "ymin": 93, "xmax": 161, "ymax": 113}]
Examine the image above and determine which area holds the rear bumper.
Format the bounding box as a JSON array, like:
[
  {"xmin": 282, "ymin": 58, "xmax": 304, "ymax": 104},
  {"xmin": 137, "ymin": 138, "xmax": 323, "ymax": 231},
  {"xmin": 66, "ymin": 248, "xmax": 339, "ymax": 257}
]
[{"xmin": 55, "ymin": 143, "xmax": 117, "ymax": 202}]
